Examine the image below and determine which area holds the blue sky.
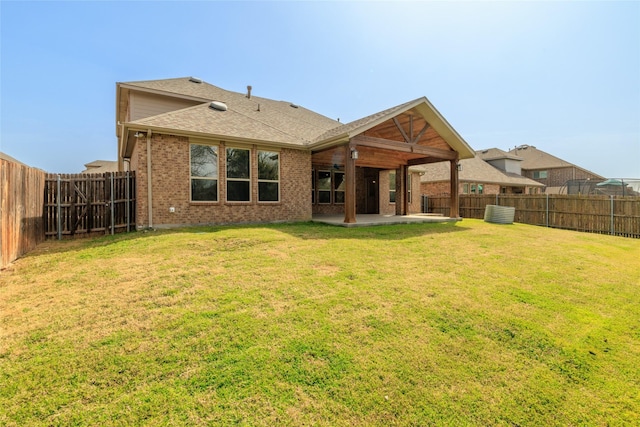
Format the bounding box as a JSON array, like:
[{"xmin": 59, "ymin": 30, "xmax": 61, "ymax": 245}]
[{"xmin": 1, "ymin": 1, "xmax": 639, "ymax": 177}]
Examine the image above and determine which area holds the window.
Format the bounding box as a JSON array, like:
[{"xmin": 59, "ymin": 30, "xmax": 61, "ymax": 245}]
[
  {"xmin": 533, "ymin": 170, "xmax": 548, "ymax": 179},
  {"xmin": 258, "ymin": 151, "xmax": 279, "ymax": 202},
  {"xmin": 226, "ymin": 147, "xmax": 250, "ymax": 201},
  {"xmin": 311, "ymin": 169, "xmax": 315, "ymax": 204},
  {"xmin": 463, "ymin": 183, "xmax": 470, "ymax": 194},
  {"xmin": 477, "ymin": 184, "xmax": 484, "ymax": 195},
  {"xmin": 317, "ymin": 170, "xmax": 331, "ymax": 204},
  {"xmin": 190, "ymin": 144, "xmax": 218, "ymax": 202},
  {"xmin": 334, "ymin": 171, "xmax": 345, "ymax": 204},
  {"xmin": 389, "ymin": 171, "xmax": 396, "ymax": 203}
]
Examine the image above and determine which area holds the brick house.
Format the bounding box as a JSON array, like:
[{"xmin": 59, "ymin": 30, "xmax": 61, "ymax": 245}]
[
  {"xmin": 509, "ymin": 144, "xmax": 605, "ymax": 194},
  {"xmin": 419, "ymin": 151, "xmax": 544, "ymax": 197},
  {"xmin": 116, "ymin": 77, "xmax": 475, "ymax": 228}
]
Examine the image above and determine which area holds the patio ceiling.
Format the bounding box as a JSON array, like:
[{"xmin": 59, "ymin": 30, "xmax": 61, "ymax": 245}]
[{"xmin": 312, "ymin": 108, "xmax": 457, "ymax": 170}]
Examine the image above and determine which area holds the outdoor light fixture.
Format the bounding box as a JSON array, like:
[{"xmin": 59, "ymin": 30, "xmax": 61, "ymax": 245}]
[
  {"xmin": 134, "ymin": 132, "xmax": 145, "ymax": 138},
  {"xmin": 351, "ymin": 148, "xmax": 359, "ymax": 160},
  {"xmin": 456, "ymin": 163, "xmax": 463, "ymax": 172}
]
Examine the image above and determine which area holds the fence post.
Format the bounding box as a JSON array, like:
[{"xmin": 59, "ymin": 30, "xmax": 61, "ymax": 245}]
[
  {"xmin": 610, "ymin": 195, "xmax": 614, "ymax": 236},
  {"xmin": 546, "ymin": 193, "xmax": 549, "ymax": 228},
  {"xmin": 110, "ymin": 173, "xmax": 115, "ymax": 235},
  {"xmin": 56, "ymin": 174, "xmax": 61, "ymax": 240}
]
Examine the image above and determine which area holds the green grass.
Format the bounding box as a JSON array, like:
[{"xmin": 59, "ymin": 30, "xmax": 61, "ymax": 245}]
[{"xmin": 1, "ymin": 220, "xmax": 639, "ymax": 426}]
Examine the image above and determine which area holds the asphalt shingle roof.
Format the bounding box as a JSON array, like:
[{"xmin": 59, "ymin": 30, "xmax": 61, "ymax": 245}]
[
  {"xmin": 418, "ymin": 155, "xmax": 543, "ymax": 187},
  {"xmin": 123, "ymin": 77, "xmax": 341, "ymax": 145}
]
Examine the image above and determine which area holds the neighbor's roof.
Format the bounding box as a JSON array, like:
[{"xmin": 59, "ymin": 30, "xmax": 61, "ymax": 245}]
[
  {"xmin": 508, "ymin": 145, "xmax": 605, "ymax": 179},
  {"xmin": 418, "ymin": 156, "xmax": 544, "ymax": 187},
  {"xmin": 476, "ymin": 147, "xmax": 522, "ymax": 162},
  {"xmin": 81, "ymin": 160, "xmax": 118, "ymax": 174}
]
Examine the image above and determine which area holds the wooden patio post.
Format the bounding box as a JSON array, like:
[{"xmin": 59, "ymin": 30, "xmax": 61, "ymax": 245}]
[
  {"xmin": 344, "ymin": 144, "xmax": 357, "ymax": 223},
  {"xmin": 450, "ymin": 158, "xmax": 460, "ymax": 218},
  {"xmin": 395, "ymin": 166, "xmax": 407, "ymax": 216}
]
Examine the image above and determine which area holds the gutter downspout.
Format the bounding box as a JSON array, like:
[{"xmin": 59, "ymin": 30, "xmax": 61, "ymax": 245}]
[{"xmin": 146, "ymin": 130, "xmax": 153, "ymax": 228}]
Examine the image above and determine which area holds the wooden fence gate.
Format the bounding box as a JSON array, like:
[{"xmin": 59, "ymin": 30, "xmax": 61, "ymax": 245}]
[{"xmin": 44, "ymin": 172, "xmax": 136, "ymax": 239}]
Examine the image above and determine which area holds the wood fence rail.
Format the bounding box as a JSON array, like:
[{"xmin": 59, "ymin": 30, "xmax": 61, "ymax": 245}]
[
  {"xmin": 44, "ymin": 172, "xmax": 136, "ymax": 239},
  {"xmin": 426, "ymin": 194, "xmax": 640, "ymax": 238},
  {"xmin": 1, "ymin": 159, "xmax": 46, "ymax": 268}
]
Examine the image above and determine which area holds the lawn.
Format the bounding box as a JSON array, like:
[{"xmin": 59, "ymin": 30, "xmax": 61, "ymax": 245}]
[{"xmin": 1, "ymin": 219, "xmax": 639, "ymax": 426}]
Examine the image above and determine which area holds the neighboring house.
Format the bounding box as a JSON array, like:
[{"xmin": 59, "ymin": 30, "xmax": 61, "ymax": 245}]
[
  {"xmin": 116, "ymin": 77, "xmax": 475, "ymax": 228},
  {"xmin": 81, "ymin": 160, "xmax": 118, "ymax": 174},
  {"xmin": 419, "ymin": 152, "xmax": 544, "ymax": 196},
  {"xmin": 509, "ymin": 144, "xmax": 606, "ymax": 194}
]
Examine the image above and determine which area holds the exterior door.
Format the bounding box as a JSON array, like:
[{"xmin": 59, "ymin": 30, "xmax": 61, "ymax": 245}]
[{"xmin": 365, "ymin": 175, "xmax": 379, "ymax": 214}]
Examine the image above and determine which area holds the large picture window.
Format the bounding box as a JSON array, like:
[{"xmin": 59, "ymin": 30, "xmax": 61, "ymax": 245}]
[
  {"xmin": 317, "ymin": 170, "xmax": 331, "ymax": 204},
  {"xmin": 334, "ymin": 171, "xmax": 345, "ymax": 204},
  {"xmin": 258, "ymin": 151, "xmax": 279, "ymax": 202},
  {"xmin": 226, "ymin": 147, "xmax": 250, "ymax": 202},
  {"xmin": 190, "ymin": 144, "xmax": 218, "ymax": 202}
]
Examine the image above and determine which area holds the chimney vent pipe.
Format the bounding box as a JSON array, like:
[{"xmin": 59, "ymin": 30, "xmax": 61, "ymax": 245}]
[{"xmin": 247, "ymin": 85, "xmax": 252, "ymax": 99}]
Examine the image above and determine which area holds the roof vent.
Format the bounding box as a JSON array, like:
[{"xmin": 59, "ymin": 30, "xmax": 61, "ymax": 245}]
[
  {"xmin": 289, "ymin": 103, "xmax": 299, "ymax": 109},
  {"xmin": 210, "ymin": 101, "xmax": 228, "ymax": 111},
  {"xmin": 189, "ymin": 77, "xmax": 202, "ymax": 84}
]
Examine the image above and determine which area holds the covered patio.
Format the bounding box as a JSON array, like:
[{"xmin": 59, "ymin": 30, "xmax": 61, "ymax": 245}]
[
  {"xmin": 309, "ymin": 97, "xmax": 475, "ymax": 224},
  {"xmin": 312, "ymin": 213, "xmax": 457, "ymax": 228}
]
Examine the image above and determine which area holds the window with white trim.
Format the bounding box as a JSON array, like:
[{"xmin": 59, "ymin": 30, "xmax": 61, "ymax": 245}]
[
  {"xmin": 533, "ymin": 170, "xmax": 548, "ymax": 179},
  {"xmin": 226, "ymin": 147, "xmax": 250, "ymax": 202},
  {"xmin": 258, "ymin": 151, "xmax": 279, "ymax": 202},
  {"xmin": 190, "ymin": 144, "xmax": 218, "ymax": 202}
]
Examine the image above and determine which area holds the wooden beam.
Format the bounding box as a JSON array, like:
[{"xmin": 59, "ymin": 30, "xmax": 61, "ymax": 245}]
[
  {"xmin": 406, "ymin": 157, "xmax": 447, "ymax": 166},
  {"xmin": 352, "ymin": 135, "xmax": 457, "ymax": 159},
  {"xmin": 392, "ymin": 117, "xmax": 411, "ymax": 144},
  {"xmin": 412, "ymin": 122, "xmax": 430, "ymax": 144}
]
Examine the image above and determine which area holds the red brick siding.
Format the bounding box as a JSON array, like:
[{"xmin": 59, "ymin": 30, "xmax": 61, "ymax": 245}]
[
  {"xmin": 421, "ymin": 181, "xmax": 541, "ymax": 196},
  {"xmin": 523, "ymin": 167, "xmax": 603, "ymax": 188},
  {"xmin": 134, "ymin": 133, "xmax": 311, "ymax": 227}
]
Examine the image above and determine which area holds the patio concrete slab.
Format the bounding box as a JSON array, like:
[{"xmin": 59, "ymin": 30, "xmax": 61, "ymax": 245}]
[{"xmin": 312, "ymin": 214, "xmax": 460, "ymax": 227}]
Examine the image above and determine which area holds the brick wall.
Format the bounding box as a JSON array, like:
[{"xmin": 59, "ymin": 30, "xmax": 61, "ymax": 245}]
[
  {"xmin": 134, "ymin": 133, "xmax": 311, "ymax": 228},
  {"xmin": 523, "ymin": 167, "xmax": 603, "ymax": 188},
  {"xmin": 421, "ymin": 181, "xmax": 527, "ymax": 196}
]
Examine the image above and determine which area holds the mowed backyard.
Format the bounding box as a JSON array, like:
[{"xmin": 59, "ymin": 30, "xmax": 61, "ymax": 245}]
[{"xmin": 1, "ymin": 219, "xmax": 638, "ymax": 426}]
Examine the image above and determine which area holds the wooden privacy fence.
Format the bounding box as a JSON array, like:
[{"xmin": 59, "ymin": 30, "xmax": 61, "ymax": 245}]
[
  {"xmin": 426, "ymin": 194, "xmax": 640, "ymax": 238},
  {"xmin": 44, "ymin": 172, "xmax": 136, "ymax": 239},
  {"xmin": 1, "ymin": 159, "xmax": 46, "ymax": 268}
]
